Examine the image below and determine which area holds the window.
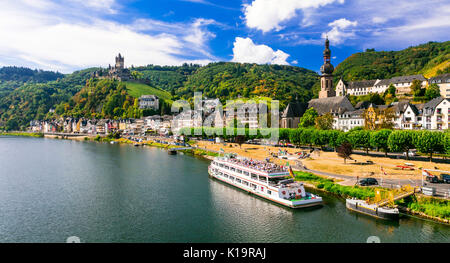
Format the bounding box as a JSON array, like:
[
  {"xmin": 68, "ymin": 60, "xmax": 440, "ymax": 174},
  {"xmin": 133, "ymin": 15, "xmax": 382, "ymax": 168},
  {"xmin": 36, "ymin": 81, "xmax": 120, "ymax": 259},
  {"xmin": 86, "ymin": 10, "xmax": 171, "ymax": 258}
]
[{"xmin": 267, "ymin": 190, "xmax": 272, "ymax": 195}]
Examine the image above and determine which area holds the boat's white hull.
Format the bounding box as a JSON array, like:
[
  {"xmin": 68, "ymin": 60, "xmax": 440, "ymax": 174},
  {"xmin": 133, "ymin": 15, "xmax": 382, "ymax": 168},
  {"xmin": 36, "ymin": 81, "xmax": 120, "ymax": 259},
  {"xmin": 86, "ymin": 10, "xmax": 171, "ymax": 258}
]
[{"xmin": 209, "ymin": 170, "xmax": 323, "ymax": 208}]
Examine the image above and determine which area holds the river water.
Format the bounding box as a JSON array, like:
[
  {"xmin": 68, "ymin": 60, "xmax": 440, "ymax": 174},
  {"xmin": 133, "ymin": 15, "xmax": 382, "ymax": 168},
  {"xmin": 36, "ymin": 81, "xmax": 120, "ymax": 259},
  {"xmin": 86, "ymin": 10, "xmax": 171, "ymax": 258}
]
[{"xmin": 0, "ymin": 136, "xmax": 448, "ymax": 242}]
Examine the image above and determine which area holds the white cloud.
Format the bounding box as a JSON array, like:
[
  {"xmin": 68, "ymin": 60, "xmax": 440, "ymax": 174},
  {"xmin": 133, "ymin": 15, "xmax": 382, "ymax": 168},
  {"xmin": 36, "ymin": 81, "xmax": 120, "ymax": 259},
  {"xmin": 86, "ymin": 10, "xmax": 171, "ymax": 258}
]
[
  {"xmin": 69, "ymin": 0, "xmax": 118, "ymax": 14},
  {"xmin": 355, "ymin": 0, "xmax": 450, "ymax": 49},
  {"xmin": 322, "ymin": 18, "xmax": 358, "ymax": 44},
  {"xmin": 243, "ymin": 0, "xmax": 345, "ymax": 32},
  {"xmin": 372, "ymin": 17, "xmax": 388, "ymax": 24},
  {"xmin": 328, "ymin": 18, "xmax": 357, "ymax": 29},
  {"xmin": 231, "ymin": 37, "xmax": 290, "ymax": 65},
  {"xmin": 0, "ymin": 0, "xmax": 217, "ymax": 73}
]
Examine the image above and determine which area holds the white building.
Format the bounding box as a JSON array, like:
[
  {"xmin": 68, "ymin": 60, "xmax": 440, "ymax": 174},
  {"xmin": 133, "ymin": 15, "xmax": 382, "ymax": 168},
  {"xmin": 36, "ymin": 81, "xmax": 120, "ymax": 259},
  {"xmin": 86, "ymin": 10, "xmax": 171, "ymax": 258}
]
[
  {"xmin": 391, "ymin": 101, "xmax": 421, "ymax": 130},
  {"xmin": 374, "ymin": 75, "xmax": 427, "ymax": 96},
  {"xmin": 336, "ymin": 79, "xmax": 380, "ymax": 96},
  {"xmin": 139, "ymin": 95, "xmax": 159, "ymax": 110},
  {"xmin": 333, "ymin": 109, "xmax": 365, "ymax": 131},
  {"xmin": 428, "ymin": 73, "xmax": 450, "ymax": 99},
  {"xmin": 422, "ymin": 97, "xmax": 449, "ymax": 130},
  {"xmin": 172, "ymin": 110, "xmax": 203, "ymax": 132}
]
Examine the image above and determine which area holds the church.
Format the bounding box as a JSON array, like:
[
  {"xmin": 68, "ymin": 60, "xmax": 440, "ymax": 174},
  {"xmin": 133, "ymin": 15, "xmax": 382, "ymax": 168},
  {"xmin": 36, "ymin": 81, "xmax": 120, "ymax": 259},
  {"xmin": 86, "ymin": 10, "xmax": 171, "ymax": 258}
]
[{"xmin": 281, "ymin": 37, "xmax": 353, "ymax": 128}]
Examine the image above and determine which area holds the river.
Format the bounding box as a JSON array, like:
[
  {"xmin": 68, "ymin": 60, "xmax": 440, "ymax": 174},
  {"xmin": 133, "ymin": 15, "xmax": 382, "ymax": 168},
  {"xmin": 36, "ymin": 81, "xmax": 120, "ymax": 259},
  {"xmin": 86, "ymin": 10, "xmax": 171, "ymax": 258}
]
[{"xmin": 0, "ymin": 136, "xmax": 448, "ymax": 242}]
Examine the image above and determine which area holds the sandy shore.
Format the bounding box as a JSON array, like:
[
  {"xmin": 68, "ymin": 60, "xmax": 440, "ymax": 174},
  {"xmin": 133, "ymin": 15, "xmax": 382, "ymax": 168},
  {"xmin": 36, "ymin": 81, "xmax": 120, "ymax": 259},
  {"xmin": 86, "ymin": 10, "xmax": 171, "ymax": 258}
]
[{"xmin": 195, "ymin": 141, "xmax": 450, "ymax": 181}]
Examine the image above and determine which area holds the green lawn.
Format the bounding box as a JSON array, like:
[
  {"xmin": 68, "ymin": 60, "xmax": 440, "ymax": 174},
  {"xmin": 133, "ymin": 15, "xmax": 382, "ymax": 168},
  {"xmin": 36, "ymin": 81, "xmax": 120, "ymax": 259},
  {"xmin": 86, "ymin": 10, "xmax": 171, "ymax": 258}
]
[{"xmin": 125, "ymin": 81, "xmax": 173, "ymax": 102}]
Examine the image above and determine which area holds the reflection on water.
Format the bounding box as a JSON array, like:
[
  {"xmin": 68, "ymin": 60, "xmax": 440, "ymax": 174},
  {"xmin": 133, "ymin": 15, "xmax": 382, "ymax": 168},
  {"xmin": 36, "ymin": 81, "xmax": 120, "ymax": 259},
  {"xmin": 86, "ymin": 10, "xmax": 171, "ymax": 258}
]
[{"xmin": 0, "ymin": 137, "xmax": 448, "ymax": 243}]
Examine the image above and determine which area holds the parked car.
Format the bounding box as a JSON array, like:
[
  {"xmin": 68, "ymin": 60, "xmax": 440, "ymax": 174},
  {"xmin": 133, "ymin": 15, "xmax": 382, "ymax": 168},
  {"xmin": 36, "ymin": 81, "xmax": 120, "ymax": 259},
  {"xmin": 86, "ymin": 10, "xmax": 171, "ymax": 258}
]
[
  {"xmin": 441, "ymin": 174, "xmax": 450, "ymax": 184},
  {"xmin": 402, "ymin": 150, "xmax": 417, "ymax": 157},
  {"xmin": 358, "ymin": 178, "xmax": 378, "ymax": 186},
  {"xmin": 426, "ymin": 176, "xmax": 440, "ymax": 183}
]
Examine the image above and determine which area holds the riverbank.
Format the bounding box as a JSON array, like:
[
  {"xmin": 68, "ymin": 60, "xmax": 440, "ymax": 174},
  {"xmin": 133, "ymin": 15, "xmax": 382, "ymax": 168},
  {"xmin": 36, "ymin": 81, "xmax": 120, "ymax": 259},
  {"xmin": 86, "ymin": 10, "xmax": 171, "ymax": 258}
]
[
  {"xmin": 293, "ymin": 170, "xmax": 450, "ymax": 224},
  {"xmin": 0, "ymin": 132, "xmax": 44, "ymax": 138},
  {"xmin": 195, "ymin": 141, "xmax": 450, "ymax": 181},
  {"xmin": 40, "ymin": 134, "xmax": 450, "ymax": 225}
]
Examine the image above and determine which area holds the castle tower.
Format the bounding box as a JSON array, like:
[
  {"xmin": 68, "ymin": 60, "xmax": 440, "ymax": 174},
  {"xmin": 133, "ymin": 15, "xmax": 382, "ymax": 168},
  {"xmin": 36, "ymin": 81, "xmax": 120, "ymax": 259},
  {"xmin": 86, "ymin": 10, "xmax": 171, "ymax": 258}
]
[
  {"xmin": 115, "ymin": 53, "xmax": 124, "ymax": 70},
  {"xmin": 319, "ymin": 37, "xmax": 335, "ymax": 99}
]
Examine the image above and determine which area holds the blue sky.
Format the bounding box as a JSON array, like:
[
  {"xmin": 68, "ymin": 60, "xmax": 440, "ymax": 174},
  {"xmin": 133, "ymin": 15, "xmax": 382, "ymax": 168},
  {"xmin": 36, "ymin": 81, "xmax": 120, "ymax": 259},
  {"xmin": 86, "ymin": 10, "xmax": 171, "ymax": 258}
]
[{"xmin": 0, "ymin": 0, "xmax": 449, "ymax": 73}]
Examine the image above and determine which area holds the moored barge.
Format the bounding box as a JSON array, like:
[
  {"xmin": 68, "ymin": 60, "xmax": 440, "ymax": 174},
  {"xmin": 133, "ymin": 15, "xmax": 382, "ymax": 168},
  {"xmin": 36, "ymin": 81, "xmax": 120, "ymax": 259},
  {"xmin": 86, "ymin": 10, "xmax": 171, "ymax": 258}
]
[{"xmin": 346, "ymin": 199, "xmax": 399, "ymax": 220}]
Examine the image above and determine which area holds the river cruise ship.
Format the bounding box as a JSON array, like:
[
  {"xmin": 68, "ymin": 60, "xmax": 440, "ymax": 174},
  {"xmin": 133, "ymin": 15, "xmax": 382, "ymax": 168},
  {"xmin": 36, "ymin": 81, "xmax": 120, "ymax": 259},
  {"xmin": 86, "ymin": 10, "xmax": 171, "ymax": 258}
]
[{"xmin": 208, "ymin": 156, "xmax": 323, "ymax": 208}]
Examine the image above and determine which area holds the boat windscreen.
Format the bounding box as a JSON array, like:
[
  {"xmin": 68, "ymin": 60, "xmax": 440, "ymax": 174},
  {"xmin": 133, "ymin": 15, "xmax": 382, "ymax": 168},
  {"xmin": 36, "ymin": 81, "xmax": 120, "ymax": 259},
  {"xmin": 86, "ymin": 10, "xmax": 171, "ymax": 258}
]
[{"xmin": 279, "ymin": 179, "xmax": 294, "ymax": 185}]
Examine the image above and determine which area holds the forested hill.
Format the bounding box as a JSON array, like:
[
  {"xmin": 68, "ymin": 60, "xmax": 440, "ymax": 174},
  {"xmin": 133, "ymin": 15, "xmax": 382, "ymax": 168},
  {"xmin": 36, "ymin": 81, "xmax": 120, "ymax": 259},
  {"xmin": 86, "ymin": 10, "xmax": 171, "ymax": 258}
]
[
  {"xmin": 133, "ymin": 62, "xmax": 319, "ymax": 107},
  {"xmin": 0, "ymin": 68, "xmax": 98, "ymax": 130},
  {"xmin": 0, "ymin": 62, "xmax": 319, "ymax": 130},
  {"xmin": 334, "ymin": 41, "xmax": 450, "ymax": 82},
  {"xmin": 0, "ymin": 66, "xmax": 66, "ymax": 97},
  {"xmin": 0, "ymin": 66, "xmax": 64, "ymax": 83}
]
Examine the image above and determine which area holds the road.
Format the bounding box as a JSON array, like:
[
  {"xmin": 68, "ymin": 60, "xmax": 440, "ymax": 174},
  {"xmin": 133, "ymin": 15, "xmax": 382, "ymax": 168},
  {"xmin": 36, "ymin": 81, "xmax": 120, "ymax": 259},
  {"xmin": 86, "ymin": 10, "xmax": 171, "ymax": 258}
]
[{"xmin": 293, "ymin": 161, "xmax": 450, "ymax": 198}]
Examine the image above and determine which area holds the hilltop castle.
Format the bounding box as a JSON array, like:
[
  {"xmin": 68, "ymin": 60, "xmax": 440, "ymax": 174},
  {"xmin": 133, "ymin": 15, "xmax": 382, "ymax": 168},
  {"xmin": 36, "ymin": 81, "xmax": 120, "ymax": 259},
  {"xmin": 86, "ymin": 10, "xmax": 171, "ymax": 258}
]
[{"xmin": 93, "ymin": 53, "xmax": 131, "ymax": 81}]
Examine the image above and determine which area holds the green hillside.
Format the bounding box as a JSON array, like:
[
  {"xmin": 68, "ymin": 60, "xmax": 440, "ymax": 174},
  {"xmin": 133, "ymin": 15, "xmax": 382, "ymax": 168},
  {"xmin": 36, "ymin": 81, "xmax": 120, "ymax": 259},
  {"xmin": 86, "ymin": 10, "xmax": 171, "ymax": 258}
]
[
  {"xmin": 125, "ymin": 81, "xmax": 173, "ymax": 102},
  {"xmin": 183, "ymin": 63, "xmax": 318, "ymax": 107},
  {"xmin": 134, "ymin": 62, "xmax": 319, "ymax": 108},
  {"xmin": 0, "ymin": 68, "xmax": 98, "ymax": 130},
  {"xmin": 334, "ymin": 41, "xmax": 450, "ymax": 82}
]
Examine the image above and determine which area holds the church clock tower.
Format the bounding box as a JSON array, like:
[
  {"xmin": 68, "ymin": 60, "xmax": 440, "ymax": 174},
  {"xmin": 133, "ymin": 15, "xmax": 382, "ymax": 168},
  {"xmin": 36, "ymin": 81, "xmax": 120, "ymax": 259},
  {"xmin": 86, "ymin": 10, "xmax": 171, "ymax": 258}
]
[{"xmin": 319, "ymin": 37, "xmax": 335, "ymax": 98}]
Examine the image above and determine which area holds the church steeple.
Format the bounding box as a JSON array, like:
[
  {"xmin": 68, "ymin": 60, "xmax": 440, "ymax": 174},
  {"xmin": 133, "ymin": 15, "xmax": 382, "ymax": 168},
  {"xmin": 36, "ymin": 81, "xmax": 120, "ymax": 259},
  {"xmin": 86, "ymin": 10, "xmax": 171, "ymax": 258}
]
[{"xmin": 319, "ymin": 37, "xmax": 335, "ymax": 98}]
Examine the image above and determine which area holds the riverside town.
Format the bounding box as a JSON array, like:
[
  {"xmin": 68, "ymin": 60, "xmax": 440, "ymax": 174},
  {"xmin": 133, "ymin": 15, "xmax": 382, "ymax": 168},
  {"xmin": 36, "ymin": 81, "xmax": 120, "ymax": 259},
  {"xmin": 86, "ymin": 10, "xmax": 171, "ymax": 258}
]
[{"xmin": 0, "ymin": 0, "xmax": 449, "ymax": 251}]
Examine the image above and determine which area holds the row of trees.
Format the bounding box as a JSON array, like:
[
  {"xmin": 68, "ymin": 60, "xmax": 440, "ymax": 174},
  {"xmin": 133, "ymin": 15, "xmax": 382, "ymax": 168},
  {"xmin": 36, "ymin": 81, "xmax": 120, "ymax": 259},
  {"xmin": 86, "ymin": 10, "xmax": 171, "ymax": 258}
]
[
  {"xmin": 286, "ymin": 127, "xmax": 448, "ymax": 161},
  {"xmin": 179, "ymin": 126, "xmax": 449, "ymax": 162}
]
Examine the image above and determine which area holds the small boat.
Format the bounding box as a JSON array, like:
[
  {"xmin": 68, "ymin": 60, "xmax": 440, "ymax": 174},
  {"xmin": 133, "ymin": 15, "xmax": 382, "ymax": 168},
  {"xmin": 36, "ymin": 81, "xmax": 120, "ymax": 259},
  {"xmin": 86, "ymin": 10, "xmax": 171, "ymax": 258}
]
[
  {"xmin": 134, "ymin": 143, "xmax": 140, "ymax": 147},
  {"xmin": 346, "ymin": 199, "xmax": 399, "ymax": 220},
  {"xmin": 168, "ymin": 149, "xmax": 177, "ymax": 155},
  {"xmin": 110, "ymin": 141, "xmax": 116, "ymax": 144}
]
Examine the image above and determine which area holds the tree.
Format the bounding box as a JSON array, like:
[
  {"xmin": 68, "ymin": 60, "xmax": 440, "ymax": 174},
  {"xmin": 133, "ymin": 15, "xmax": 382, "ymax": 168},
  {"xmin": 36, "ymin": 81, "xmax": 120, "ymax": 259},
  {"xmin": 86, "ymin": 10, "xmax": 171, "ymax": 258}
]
[
  {"xmin": 299, "ymin": 108, "xmax": 318, "ymax": 128},
  {"xmin": 347, "ymin": 130, "xmax": 371, "ymax": 154},
  {"xmin": 385, "ymin": 84, "xmax": 396, "ymax": 97},
  {"xmin": 425, "ymin": 83, "xmax": 441, "ymax": 101},
  {"xmin": 327, "ymin": 130, "xmax": 342, "ymax": 151},
  {"xmin": 289, "ymin": 128, "xmax": 303, "ymax": 147},
  {"xmin": 300, "ymin": 128, "xmax": 315, "ymax": 148},
  {"xmin": 370, "ymin": 129, "xmax": 392, "ymax": 156},
  {"xmin": 337, "ymin": 142, "xmax": 353, "ymax": 164},
  {"xmin": 411, "ymin": 79, "xmax": 424, "ymax": 97},
  {"xmin": 311, "ymin": 130, "xmax": 329, "ymax": 149},
  {"xmin": 363, "ymin": 107, "xmax": 395, "ymax": 130},
  {"xmin": 279, "ymin": 128, "xmax": 291, "ymax": 142},
  {"xmin": 387, "ymin": 130, "xmax": 415, "ymax": 160},
  {"xmin": 336, "ymin": 132, "xmax": 349, "ymax": 146},
  {"xmin": 414, "ymin": 131, "xmax": 444, "ymax": 162},
  {"xmin": 445, "ymin": 132, "xmax": 450, "ymax": 155},
  {"xmin": 5, "ymin": 118, "xmax": 19, "ymax": 131},
  {"xmin": 314, "ymin": 113, "xmax": 334, "ymax": 130},
  {"xmin": 235, "ymin": 135, "xmax": 246, "ymax": 148}
]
